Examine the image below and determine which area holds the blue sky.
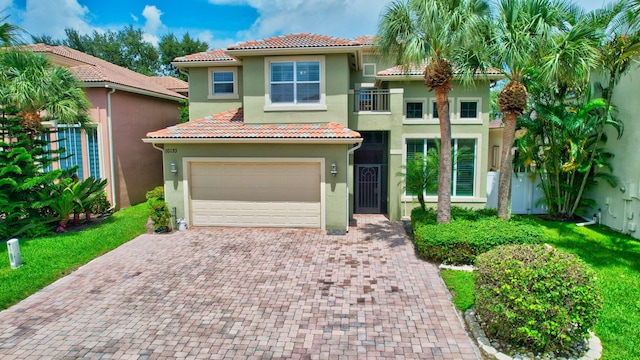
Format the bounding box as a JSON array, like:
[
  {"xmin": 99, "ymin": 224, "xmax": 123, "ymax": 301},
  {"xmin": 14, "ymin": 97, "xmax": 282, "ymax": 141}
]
[{"xmin": 3, "ymin": 0, "xmax": 613, "ymax": 50}]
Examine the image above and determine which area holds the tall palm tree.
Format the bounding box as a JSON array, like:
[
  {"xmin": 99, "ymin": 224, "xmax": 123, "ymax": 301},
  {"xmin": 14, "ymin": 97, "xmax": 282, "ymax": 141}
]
[
  {"xmin": 377, "ymin": 0, "xmax": 490, "ymax": 223},
  {"xmin": 0, "ymin": 49, "xmax": 91, "ymax": 137},
  {"xmin": 0, "ymin": 14, "xmax": 22, "ymax": 46},
  {"xmin": 491, "ymin": 0, "xmax": 578, "ymax": 220}
]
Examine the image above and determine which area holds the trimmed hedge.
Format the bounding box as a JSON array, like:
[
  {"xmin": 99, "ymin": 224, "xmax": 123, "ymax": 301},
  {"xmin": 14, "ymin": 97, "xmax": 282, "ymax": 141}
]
[
  {"xmin": 475, "ymin": 244, "xmax": 602, "ymax": 354},
  {"xmin": 411, "ymin": 207, "xmax": 543, "ymax": 264}
]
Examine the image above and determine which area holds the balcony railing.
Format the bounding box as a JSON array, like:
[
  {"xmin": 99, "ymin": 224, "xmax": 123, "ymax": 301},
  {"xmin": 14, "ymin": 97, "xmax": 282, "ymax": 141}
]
[{"xmin": 354, "ymin": 89, "xmax": 390, "ymax": 112}]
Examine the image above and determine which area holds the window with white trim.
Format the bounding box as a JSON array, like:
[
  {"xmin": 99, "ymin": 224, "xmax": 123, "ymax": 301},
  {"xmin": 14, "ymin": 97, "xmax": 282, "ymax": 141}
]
[
  {"xmin": 456, "ymin": 98, "xmax": 481, "ymax": 122},
  {"xmin": 363, "ymin": 63, "xmax": 376, "ymax": 77},
  {"xmin": 270, "ymin": 60, "xmax": 320, "ymax": 104},
  {"xmin": 430, "ymin": 98, "xmax": 453, "ymax": 121},
  {"xmin": 405, "ymin": 138, "xmax": 477, "ymax": 197},
  {"xmin": 208, "ymin": 67, "xmax": 238, "ymax": 99},
  {"xmin": 404, "ymin": 99, "xmax": 426, "ymax": 121},
  {"xmin": 56, "ymin": 124, "xmax": 101, "ymax": 179}
]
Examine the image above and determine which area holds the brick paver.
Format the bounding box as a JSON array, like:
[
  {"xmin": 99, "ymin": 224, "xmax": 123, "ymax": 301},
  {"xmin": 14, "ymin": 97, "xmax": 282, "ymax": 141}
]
[{"xmin": 0, "ymin": 215, "xmax": 479, "ymax": 359}]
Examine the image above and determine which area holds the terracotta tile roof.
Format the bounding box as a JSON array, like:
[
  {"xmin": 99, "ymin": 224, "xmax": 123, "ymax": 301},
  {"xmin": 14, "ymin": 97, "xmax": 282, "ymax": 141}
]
[
  {"xmin": 172, "ymin": 49, "xmax": 238, "ymax": 63},
  {"xmin": 228, "ymin": 33, "xmax": 357, "ymax": 50},
  {"xmin": 146, "ymin": 108, "xmax": 361, "ymax": 140},
  {"xmin": 489, "ymin": 119, "xmax": 504, "ymax": 129},
  {"xmin": 149, "ymin": 76, "xmax": 189, "ymax": 92},
  {"xmin": 377, "ymin": 63, "xmax": 503, "ymax": 77},
  {"xmin": 24, "ymin": 44, "xmax": 185, "ymax": 100},
  {"xmin": 351, "ymin": 35, "xmax": 377, "ymax": 46}
]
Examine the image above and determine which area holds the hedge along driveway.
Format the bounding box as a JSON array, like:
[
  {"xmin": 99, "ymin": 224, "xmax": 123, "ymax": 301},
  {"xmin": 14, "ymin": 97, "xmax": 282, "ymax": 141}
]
[{"xmin": 0, "ymin": 204, "xmax": 149, "ymax": 310}]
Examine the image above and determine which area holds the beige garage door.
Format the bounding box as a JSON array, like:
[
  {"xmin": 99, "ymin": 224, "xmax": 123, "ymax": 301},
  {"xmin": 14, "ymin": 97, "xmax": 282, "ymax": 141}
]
[{"xmin": 190, "ymin": 162, "xmax": 322, "ymax": 228}]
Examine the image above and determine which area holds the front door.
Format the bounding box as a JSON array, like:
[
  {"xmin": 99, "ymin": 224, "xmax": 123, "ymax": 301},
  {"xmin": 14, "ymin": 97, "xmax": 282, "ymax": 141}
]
[{"xmin": 355, "ymin": 164, "xmax": 381, "ymax": 214}]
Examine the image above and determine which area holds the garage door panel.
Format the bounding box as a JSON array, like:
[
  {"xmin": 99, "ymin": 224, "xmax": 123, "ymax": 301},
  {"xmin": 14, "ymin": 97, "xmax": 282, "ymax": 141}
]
[{"xmin": 189, "ymin": 162, "xmax": 322, "ymax": 228}]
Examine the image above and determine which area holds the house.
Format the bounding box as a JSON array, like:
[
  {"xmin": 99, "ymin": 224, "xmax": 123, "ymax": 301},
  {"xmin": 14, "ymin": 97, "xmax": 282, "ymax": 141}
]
[
  {"xmin": 587, "ymin": 64, "xmax": 640, "ymax": 239},
  {"xmin": 143, "ymin": 34, "xmax": 500, "ymax": 231},
  {"xmin": 26, "ymin": 44, "xmax": 186, "ymax": 209}
]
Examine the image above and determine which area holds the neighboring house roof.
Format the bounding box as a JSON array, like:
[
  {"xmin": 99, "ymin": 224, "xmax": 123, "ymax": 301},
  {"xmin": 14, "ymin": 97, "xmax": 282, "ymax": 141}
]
[
  {"xmin": 149, "ymin": 76, "xmax": 189, "ymax": 93},
  {"xmin": 172, "ymin": 49, "xmax": 239, "ymax": 64},
  {"xmin": 228, "ymin": 33, "xmax": 358, "ymax": 50},
  {"xmin": 351, "ymin": 35, "xmax": 377, "ymax": 46},
  {"xmin": 24, "ymin": 44, "xmax": 185, "ymax": 101},
  {"xmin": 489, "ymin": 119, "xmax": 504, "ymax": 129},
  {"xmin": 377, "ymin": 63, "xmax": 504, "ymax": 78},
  {"xmin": 145, "ymin": 108, "xmax": 362, "ymax": 143}
]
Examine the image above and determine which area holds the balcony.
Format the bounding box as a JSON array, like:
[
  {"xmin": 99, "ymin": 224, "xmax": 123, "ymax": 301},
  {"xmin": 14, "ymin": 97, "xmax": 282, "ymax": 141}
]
[{"xmin": 354, "ymin": 89, "xmax": 390, "ymax": 113}]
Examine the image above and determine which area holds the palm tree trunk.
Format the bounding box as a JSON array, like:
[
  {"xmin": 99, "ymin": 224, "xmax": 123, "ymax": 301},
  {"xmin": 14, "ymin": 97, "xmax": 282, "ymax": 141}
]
[
  {"xmin": 435, "ymin": 87, "xmax": 452, "ymax": 223},
  {"xmin": 497, "ymin": 113, "xmax": 518, "ymax": 220}
]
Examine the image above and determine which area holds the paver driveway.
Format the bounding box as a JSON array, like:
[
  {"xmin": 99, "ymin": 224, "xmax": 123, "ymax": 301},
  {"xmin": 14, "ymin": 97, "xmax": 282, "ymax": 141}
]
[{"xmin": 0, "ymin": 215, "xmax": 479, "ymax": 359}]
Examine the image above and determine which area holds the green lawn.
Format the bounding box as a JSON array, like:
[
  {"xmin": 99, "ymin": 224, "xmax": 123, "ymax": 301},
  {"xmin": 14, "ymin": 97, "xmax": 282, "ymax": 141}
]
[
  {"xmin": 441, "ymin": 219, "xmax": 640, "ymax": 360},
  {"xmin": 0, "ymin": 203, "xmax": 148, "ymax": 310}
]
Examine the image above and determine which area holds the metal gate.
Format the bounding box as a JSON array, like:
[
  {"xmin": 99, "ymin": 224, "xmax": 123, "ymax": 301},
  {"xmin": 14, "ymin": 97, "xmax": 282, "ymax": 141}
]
[{"xmin": 355, "ymin": 165, "xmax": 381, "ymax": 213}]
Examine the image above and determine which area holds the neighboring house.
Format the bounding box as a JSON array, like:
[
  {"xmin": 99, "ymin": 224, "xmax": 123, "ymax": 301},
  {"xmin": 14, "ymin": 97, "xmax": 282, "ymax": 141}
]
[
  {"xmin": 26, "ymin": 44, "xmax": 186, "ymax": 209},
  {"xmin": 587, "ymin": 64, "xmax": 640, "ymax": 239},
  {"xmin": 144, "ymin": 34, "xmax": 500, "ymax": 231},
  {"xmin": 150, "ymin": 76, "xmax": 189, "ymax": 96}
]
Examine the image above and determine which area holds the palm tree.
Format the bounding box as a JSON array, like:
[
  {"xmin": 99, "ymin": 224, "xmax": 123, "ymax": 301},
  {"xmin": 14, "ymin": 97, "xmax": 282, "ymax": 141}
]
[
  {"xmin": 491, "ymin": 0, "xmax": 579, "ymax": 219},
  {"xmin": 0, "ymin": 14, "xmax": 22, "ymax": 46},
  {"xmin": 0, "ymin": 49, "xmax": 91, "ymax": 137},
  {"xmin": 377, "ymin": 0, "xmax": 490, "ymax": 223}
]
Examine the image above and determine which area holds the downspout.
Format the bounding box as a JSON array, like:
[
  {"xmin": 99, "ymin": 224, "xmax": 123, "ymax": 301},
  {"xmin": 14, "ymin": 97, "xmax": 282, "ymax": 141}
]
[
  {"xmin": 106, "ymin": 86, "xmax": 117, "ymax": 209},
  {"xmin": 346, "ymin": 141, "xmax": 363, "ymax": 232}
]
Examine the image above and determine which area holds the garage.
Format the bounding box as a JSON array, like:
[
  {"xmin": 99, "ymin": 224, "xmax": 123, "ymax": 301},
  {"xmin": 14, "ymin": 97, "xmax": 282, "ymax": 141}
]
[{"xmin": 189, "ymin": 161, "xmax": 322, "ymax": 228}]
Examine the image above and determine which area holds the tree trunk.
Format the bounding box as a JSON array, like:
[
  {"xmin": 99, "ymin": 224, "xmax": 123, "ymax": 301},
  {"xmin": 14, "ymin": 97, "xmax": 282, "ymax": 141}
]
[
  {"xmin": 435, "ymin": 86, "xmax": 452, "ymax": 223},
  {"xmin": 497, "ymin": 112, "xmax": 518, "ymax": 220}
]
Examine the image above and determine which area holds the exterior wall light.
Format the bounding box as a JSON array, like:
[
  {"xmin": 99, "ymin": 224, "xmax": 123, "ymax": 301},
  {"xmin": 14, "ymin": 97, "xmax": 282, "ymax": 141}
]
[
  {"xmin": 331, "ymin": 162, "xmax": 338, "ymax": 177},
  {"xmin": 170, "ymin": 161, "xmax": 178, "ymax": 175}
]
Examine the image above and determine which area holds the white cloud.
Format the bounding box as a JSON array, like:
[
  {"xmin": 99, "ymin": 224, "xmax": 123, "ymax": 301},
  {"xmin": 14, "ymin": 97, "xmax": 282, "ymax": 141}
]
[
  {"xmin": 208, "ymin": 0, "xmax": 390, "ymax": 41},
  {"xmin": 197, "ymin": 29, "xmax": 236, "ymax": 50},
  {"xmin": 130, "ymin": 13, "xmax": 139, "ymax": 22},
  {"xmin": 141, "ymin": 5, "xmax": 166, "ymax": 46},
  {"xmin": 0, "ymin": 0, "xmax": 13, "ymax": 12},
  {"xmin": 19, "ymin": 0, "xmax": 93, "ymax": 39}
]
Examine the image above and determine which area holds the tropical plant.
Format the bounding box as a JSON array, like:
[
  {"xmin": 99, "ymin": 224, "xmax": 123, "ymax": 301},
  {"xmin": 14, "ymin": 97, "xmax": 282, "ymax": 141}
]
[
  {"xmin": 378, "ymin": 0, "xmax": 490, "ymax": 223},
  {"xmin": 0, "ymin": 49, "xmax": 92, "ymax": 138},
  {"xmin": 517, "ymin": 97, "xmax": 621, "ymax": 218},
  {"xmin": 0, "ymin": 14, "xmax": 22, "ymax": 46},
  {"xmin": 488, "ymin": 0, "xmax": 588, "ymax": 219},
  {"xmin": 146, "ymin": 186, "xmax": 171, "ymax": 232}
]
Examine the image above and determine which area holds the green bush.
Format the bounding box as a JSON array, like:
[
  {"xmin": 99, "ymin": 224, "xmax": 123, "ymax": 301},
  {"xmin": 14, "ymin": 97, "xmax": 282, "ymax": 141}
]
[
  {"xmin": 475, "ymin": 244, "xmax": 602, "ymax": 354},
  {"xmin": 146, "ymin": 186, "xmax": 171, "ymax": 232},
  {"xmin": 411, "ymin": 208, "xmax": 542, "ymax": 264}
]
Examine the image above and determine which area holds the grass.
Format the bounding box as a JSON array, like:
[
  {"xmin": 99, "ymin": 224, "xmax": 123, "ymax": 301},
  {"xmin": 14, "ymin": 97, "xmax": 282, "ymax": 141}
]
[
  {"xmin": 441, "ymin": 269, "xmax": 475, "ymax": 311},
  {"xmin": 0, "ymin": 203, "xmax": 148, "ymax": 310},
  {"xmin": 440, "ymin": 218, "xmax": 640, "ymax": 360}
]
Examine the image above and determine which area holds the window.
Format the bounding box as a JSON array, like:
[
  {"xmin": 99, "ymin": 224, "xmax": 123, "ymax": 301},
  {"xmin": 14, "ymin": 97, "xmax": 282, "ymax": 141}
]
[
  {"xmin": 456, "ymin": 98, "xmax": 481, "ymax": 123},
  {"xmin": 270, "ymin": 61, "xmax": 320, "ymax": 104},
  {"xmin": 87, "ymin": 129, "xmax": 100, "ymax": 178},
  {"xmin": 404, "ymin": 99, "xmax": 425, "ymax": 121},
  {"xmin": 363, "ymin": 63, "xmax": 376, "ymax": 77},
  {"xmin": 265, "ymin": 56, "xmax": 325, "ymax": 110},
  {"xmin": 430, "ymin": 99, "xmax": 453, "ymax": 121},
  {"xmin": 58, "ymin": 125, "xmax": 84, "ymax": 179},
  {"xmin": 404, "ymin": 138, "xmax": 477, "ymax": 197},
  {"xmin": 208, "ymin": 67, "xmax": 238, "ymax": 99}
]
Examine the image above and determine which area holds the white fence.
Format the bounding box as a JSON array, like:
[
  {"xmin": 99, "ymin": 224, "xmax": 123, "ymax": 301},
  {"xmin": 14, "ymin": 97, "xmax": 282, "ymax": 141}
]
[{"xmin": 486, "ymin": 171, "xmax": 547, "ymax": 215}]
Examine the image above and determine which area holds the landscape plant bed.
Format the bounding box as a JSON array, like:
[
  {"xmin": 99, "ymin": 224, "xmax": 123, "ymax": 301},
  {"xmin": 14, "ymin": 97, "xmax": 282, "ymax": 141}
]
[{"xmin": 0, "ymin": 203, "xmax": 148, "ymax": 310}]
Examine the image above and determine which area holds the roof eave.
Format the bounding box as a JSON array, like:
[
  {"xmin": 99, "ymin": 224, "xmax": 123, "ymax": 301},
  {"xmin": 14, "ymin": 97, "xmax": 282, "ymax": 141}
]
[
  {"xmin": 143, "ymin": 137, "xmax": 363, "ymax": 144},
  {"xmin": 171, "ymin": 59, "xmax": 242, "ymax": 68},
  {"xmin": 83, "ymin": 82, "xmax": 186, "ymax": 101},
  {"xmin": 225, "ymin": 46, "xmax": 362, "ymax": 57}
]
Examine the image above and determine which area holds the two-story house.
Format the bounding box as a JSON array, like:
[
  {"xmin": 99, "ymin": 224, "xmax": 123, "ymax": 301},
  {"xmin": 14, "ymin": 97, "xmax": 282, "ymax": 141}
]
[{"xmin": 143, "ymin": 34, "xmax": 501, "ymax": 231}]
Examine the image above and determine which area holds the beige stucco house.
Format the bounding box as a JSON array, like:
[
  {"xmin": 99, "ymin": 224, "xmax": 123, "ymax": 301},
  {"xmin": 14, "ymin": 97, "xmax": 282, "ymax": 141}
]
[
  {"xmin": 27, "ymin": 44, "xmax": 186, "ymax": 209},
  {"xmin": 144, "ymin": 34, "xmax": 501, "ymax": 231}
]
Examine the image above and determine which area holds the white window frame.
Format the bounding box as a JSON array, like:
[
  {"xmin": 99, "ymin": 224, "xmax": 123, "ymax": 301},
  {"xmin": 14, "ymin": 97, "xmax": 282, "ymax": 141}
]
[
  {"xmin": 208, "ymin": 67, "xmax": 239, "ymax": 99},
  {"xmin": 428, "ymin": 98, "xmax": 453, "ymax": 124},
  {"xmin": 403, "ymin": 98, "xmax": 427, "ymax": 123},
  {"xmin": 401, "ymin": 133, "xmax": 484, "ymax": 202},
  {"xmin": 363, "ymin": 63, "xmax": 377, "ymax": 77},
  {"xmin": 455, "ymin": 97, "xmax": 482, "ymax": 124},
  {"xmin": 264, "ymin": 55, "xmax": 326, "ymax": 111}
]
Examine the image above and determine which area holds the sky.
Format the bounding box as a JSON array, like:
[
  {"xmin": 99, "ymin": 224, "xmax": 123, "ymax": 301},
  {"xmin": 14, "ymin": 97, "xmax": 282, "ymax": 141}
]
[{"xmin": 3, "ymin": 0, "xmax": 616, "ymax": 50}]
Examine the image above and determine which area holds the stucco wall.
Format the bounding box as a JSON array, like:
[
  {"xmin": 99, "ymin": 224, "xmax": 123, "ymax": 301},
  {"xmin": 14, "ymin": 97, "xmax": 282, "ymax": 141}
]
[
  {"xmin": 587, "ymin": 65, "xmax": 640, "ymax": 238},
  {"xmin": 161, "ymin": 143, "xmax": 350, "ymax": 230},
  {"xmin": 105, "ymin": 90, "xmax": 181, "ymax": 208},
  {"xmin": 188, "ymin": 67, "xmax": 244, "ymax": 120}
]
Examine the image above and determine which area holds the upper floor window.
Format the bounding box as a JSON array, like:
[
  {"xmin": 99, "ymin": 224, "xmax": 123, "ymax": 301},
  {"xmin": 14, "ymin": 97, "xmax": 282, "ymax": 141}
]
[
  {"xmin": 430, "ymin": 98, "xmax": 453, "ymax": 122},
  {"xmin": 265, "ymin": 56, "xmax": 326, "ymax": 111},
  {"xmin": 456, "ymin": 98, "xmax": 481, "ymax": 123},
  {"xmin": 403, "ymin": 99, "xmax": 426, "ymax": 122},
  {"xmin": 363, "ymin": 63, "xmax": 376, "ymax": 77},
  {"xmin": 208, "ymin": 67, "xmax": 238, "ymax": 99}
]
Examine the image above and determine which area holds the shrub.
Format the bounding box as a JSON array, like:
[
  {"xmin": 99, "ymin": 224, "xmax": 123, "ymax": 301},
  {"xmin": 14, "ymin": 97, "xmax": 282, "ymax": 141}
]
[
  {"xmin": 146, "ymin": 186, "xmax": 171, "ymax": 232},
  {"xmin": 90, "ymin": 191, "xmax": 112, "ymax": 215},
  {"xmin": 475, "ymin": 244, "xmax": 602, "ymax": 354},
  {"xmin": 412, "ymin": 210, "xmax": 542, "ymax": 264}
]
